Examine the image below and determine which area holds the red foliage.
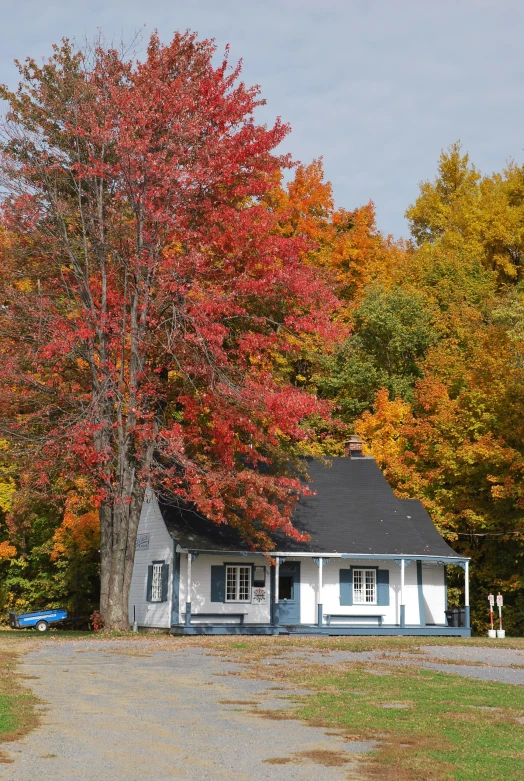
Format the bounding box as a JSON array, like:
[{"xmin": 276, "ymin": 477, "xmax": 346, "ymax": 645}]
[
  {"xmin": 0, "ymin": 32, "xmax": 341, "ymax": 561},
  {"xmin": 89, "ymin": 611, "xmax": 104, "ymax": 632}
]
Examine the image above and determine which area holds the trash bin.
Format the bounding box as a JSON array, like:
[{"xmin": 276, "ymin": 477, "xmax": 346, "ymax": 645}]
[{"xmin": 445, "ymin": 608, "xmax": 465, "ymax": 627}]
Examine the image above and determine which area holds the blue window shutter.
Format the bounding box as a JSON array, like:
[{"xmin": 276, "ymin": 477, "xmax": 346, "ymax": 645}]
[
  {"xmin": 377, "ymin": 569, "xmax": 390, "ymax": 606},
  {"xmin": 146, "ymin": 565, "xmax": 153, "ymax": 602},
  {"xmin": 340, "ymin": 568, "xmax": 353, "ymax": 606},
  {"xmin": 211, "ymin": 566, "xmax": 225, "ymax": 602},
  {"xmin": 161, "ymin": 564, "xmax": 169, "ymax": 602}
]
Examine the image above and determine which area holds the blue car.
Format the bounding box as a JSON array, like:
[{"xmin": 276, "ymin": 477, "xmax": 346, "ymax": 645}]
[{"xmin": 9, "ymin": 608, "xmax": 68, "ymax": 632}]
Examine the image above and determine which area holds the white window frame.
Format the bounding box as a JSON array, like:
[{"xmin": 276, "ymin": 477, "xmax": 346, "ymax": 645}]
[
  {"xmin": 225, "ymin": 565, "xmax": 251, "ymax": 603},
  {"xmin": 151, "ymin": 562, "xmax": 163, "ymax": 602},
  {"xmin": 353, "ymin": 568, "xmax": 377, "ymax": 604}
]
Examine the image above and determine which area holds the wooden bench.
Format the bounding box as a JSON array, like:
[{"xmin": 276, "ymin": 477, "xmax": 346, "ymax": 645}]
[
  {"xmin": 183, "ymin": 611, "xmax": 248, "ymax": 625},
  {"xmin": 324, "ymin": 614, "xmax": 385, "ymax": 626}
]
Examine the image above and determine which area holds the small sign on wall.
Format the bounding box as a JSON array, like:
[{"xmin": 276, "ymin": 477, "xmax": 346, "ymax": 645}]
[
  {"xmin": 252, "ymin": 587, "xmax": 267, "ymax": 605},
  {"xmin": 136, "ymin": 533, "xmax": 150, "ymax": 550}
]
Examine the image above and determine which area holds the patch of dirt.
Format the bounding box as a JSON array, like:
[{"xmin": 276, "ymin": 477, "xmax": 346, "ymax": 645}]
[
  {"xmin": 250, "ymin": 707, "xmax": 292, "ymax": 721},
  {"xmin": 295, "ymin": 749, "xmax": 353, "ymax": 767},
  {"xmin": 378, "ymin": 702, "xmax": 410, "ymax": 709},
  {"xmin": 219, "ymin": 699, "xmax": 259, "ymax": 706},
  {"xmin": 263, "ymin": 757, "xmax": 293, "ymax": 764}
]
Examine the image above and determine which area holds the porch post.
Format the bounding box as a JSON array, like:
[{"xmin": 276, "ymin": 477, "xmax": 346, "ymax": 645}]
[
  {"xmin": 273, "ymin": 557, "xmax": 280, "ymax": 626},
  {"xmin": 464, "ymin": 560, "xmax": 470, "ymax": 629},
  {"xmin": 317, "ymin": 558, "xmax": 323, "ymax": 628},
  {"xmin": 185, "ymin": 552, "xmax": 192, "ymax": 626},
  {"xmin": 400, "ymin": 558, "xmax": 406, "ymax": 627},
  {"xmin": 416, "ymin": 560, "xmax": 426, "ymax": 627}
]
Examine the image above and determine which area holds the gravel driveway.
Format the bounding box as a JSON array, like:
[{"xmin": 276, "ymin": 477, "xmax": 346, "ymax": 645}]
[
  {"xmin": 2, "ymin": 639, "xmax": 523, "ymax": 781},
  {"xmin": 1, "ymin": 640, "xmax": 373, "ymax": 781},
  {"xmin": 282, "ymin": 644, "xmax": 524, "ymax": 685}
]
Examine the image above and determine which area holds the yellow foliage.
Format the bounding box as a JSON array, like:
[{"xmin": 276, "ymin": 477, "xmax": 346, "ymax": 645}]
[
  {"xmin": 406, "ymin": 142, "xmax": 524, "ymax": 283},
  {"xmin": 0, "ymin": 439, "xmax": 16, "ymax": 513},
  {"xmin": 0, "ymin": 479, "xmax": 15, "ymax": 513},
  {"xmin": 14, "ymin": 278, "xmax": 33, "ymax": 292},
  {"xmin": 356, "ymin": 388, "xmax": 412, "ymax": 468}
]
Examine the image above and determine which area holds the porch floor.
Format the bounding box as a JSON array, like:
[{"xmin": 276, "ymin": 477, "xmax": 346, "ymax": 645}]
[{"xmin": 170, "ymin": 623, "xmax": 471, "ymax": 637}]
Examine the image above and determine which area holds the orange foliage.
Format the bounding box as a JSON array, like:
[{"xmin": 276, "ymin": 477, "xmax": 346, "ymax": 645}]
[
  {"xmin": 51, "ymin": 494, "xmax": 99, "ymax": 561},
  {"xmin": 268, "ymin": 159, "xmax": 406, "ymax": 300},
  {"xmin": 0, "ymin": 540, "xmax": 16, "ymax": 560}
]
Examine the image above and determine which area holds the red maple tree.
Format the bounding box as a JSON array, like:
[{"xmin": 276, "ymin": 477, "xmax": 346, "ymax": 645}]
[{"xmin": 0, "ymin": 33, "xmax": 341, "ymax": 628}]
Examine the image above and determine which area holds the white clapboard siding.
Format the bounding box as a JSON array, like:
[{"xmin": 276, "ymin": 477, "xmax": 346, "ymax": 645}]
[
  {"xmin": 128, "ymin": 495, "xmax": 174, "ymax": 628},
  {"xmin": 301, "ymin": 559, "xmax": 399, "ymax": 625},
  {"xmin": 421, "ymin": 564, "xmax": 446, "ymax": 625},
  {"xmin": 178, "ymin": 554, "xmax": 272, "ymax": 624}
]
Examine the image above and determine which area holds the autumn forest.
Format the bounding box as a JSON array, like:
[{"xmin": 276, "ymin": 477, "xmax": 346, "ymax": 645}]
[{"xmin": 0, "ymin": 33, "xmax": 523, "ymax": 633}]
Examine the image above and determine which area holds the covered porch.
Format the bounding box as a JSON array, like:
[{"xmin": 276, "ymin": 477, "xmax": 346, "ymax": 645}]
[{"xmin": 170, "ymin": 549, "xmax": 471, "ymax": 637}]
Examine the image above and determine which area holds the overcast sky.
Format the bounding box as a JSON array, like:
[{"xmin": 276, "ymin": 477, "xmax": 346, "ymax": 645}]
[{"xmin": 1, "ymin": 0, "xmax": 522, "ymax": 238}]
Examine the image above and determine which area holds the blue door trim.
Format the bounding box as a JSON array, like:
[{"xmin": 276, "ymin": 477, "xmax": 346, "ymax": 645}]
[
  {"xmin": 278, "ymin": 561, "xmax": 301, "ymax": 624},
  {"xmin": 270, "ymin": 564, "xmax": 276, "ymax": 624}
]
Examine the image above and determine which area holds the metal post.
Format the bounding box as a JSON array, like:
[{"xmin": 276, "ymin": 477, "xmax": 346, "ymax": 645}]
[
  {"xmin": 317, "ymin": 558, "xmax": 323, "ymax": 628},
  {"xmin": 400, "ymin": 558, "xmax": 405, "ymax": 627},
  {"xmin": 273, "ymin": 557, "xmax": 280, "ymax": 625},
  {"xmin": 464, "ymin": 560, "xmax": 470, "ymax": 629},
  {"xmin": 185, "ymin": 552, "xmax": 192, "ymax": 626}
]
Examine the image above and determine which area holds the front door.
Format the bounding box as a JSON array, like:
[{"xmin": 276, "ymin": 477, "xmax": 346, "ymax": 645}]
[{"xmin": 278, "ymin": 562, "xmax": 300, "ymax": 624}]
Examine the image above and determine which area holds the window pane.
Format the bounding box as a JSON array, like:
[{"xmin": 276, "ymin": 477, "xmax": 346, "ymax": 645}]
[
  {"xmin": 151, "ymin": 563, "xmax": 163, "ymax": 602},
  {"xmin": 353, "ymin": 569, "xmax": 364, "ymax": 603},
  {"xmin": 279, "ymin": 575, "xmax": 293, "ymax": 600},
  {"xmin": 226, "ymin": 566, "xmax": 237, "ymax": 601},
  {"xmin": 238, "ymin": 567, "xmax": 250, "ymax": 601},
  {"xmin": 225, "ymin": 565, "xmax": 251, "ymax": 601},
  {"xmin": 365, "ymin": 570, "xmax": 375, "ymax": 603}
]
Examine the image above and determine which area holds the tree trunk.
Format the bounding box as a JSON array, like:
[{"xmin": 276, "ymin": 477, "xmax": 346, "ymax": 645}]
[
  {"xmin": 98, "ymin": 503, "xmax": 113, "ymax": 619},
  {"xmin": 99, "ymin": 466, "xmax": 146, "ymax": 631}
]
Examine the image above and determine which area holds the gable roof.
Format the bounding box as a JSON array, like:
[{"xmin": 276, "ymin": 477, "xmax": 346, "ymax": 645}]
[{"xmin": 159, "ymin": 457, "xmax": 461, "ymax": 559}]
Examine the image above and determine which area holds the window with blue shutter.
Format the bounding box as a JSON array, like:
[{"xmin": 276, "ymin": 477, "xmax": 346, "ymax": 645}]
[
  {"xmin": 211, "ymin": 565, "xmax": 226, "ymax": 602},
  {"xmin": 377, "ymin": 569, "xmax": 390, "ymax": 606},
  {"xmin": 146, "ymin": 565, "xmax": 153, "ymax": 602},
  {"xmin": 161, "ymin": 563, "xmax": 169, "ymax": 602},
  {"xmin": 340, "ymin": 568, "xmax": 353, "ymax": 606},
  {"xmin": 340, "ymin": 567, "xmax": 389, "ymax": 606},
  {"xmin": 147, "ymin": 561, "xmax": 169, "ymax": 602}
]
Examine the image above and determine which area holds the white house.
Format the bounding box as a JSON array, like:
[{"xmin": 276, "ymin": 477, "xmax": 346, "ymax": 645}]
[{"xmin": 128, "ymin": 443, "xmax": 471, "ymax": 636}]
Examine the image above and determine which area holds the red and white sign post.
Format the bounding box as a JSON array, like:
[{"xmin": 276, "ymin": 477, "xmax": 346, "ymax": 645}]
[
  {"xmin": 496, "ymin": 593, "xmax": 505, "ymax": 638},
  {"xmin": 488, "ymin": 593, "xmax": 496, "ymax": 638}
]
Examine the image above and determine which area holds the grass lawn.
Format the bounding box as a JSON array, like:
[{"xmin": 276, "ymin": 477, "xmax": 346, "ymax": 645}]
[
  {"xmin": 284, "ymin": 664, "xmax": 524, "ymax": 781},
  {"xmin": 0, "ymin": 642, "xmax": 39, "ymax": 761}
]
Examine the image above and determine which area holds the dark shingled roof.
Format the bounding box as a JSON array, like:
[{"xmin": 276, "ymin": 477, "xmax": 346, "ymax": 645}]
[{"xmin": 159, "ymin": 457, "xmax": 461, "ymax": 558}]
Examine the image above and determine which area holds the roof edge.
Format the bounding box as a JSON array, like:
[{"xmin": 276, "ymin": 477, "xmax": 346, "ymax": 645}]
[{"xmin": 176, "ymin": 545, "xmax": 469, "ymax": 561}]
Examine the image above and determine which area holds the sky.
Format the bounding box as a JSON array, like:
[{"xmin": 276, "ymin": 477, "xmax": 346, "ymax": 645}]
[{"xmin": 0, "ymin": 0, "xmax": 522, "ymax": 239}]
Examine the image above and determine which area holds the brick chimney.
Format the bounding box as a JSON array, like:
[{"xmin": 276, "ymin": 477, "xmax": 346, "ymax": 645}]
[{"xmin": 344, "ymin": 434, "xmax": 364, "ymax": 458}]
